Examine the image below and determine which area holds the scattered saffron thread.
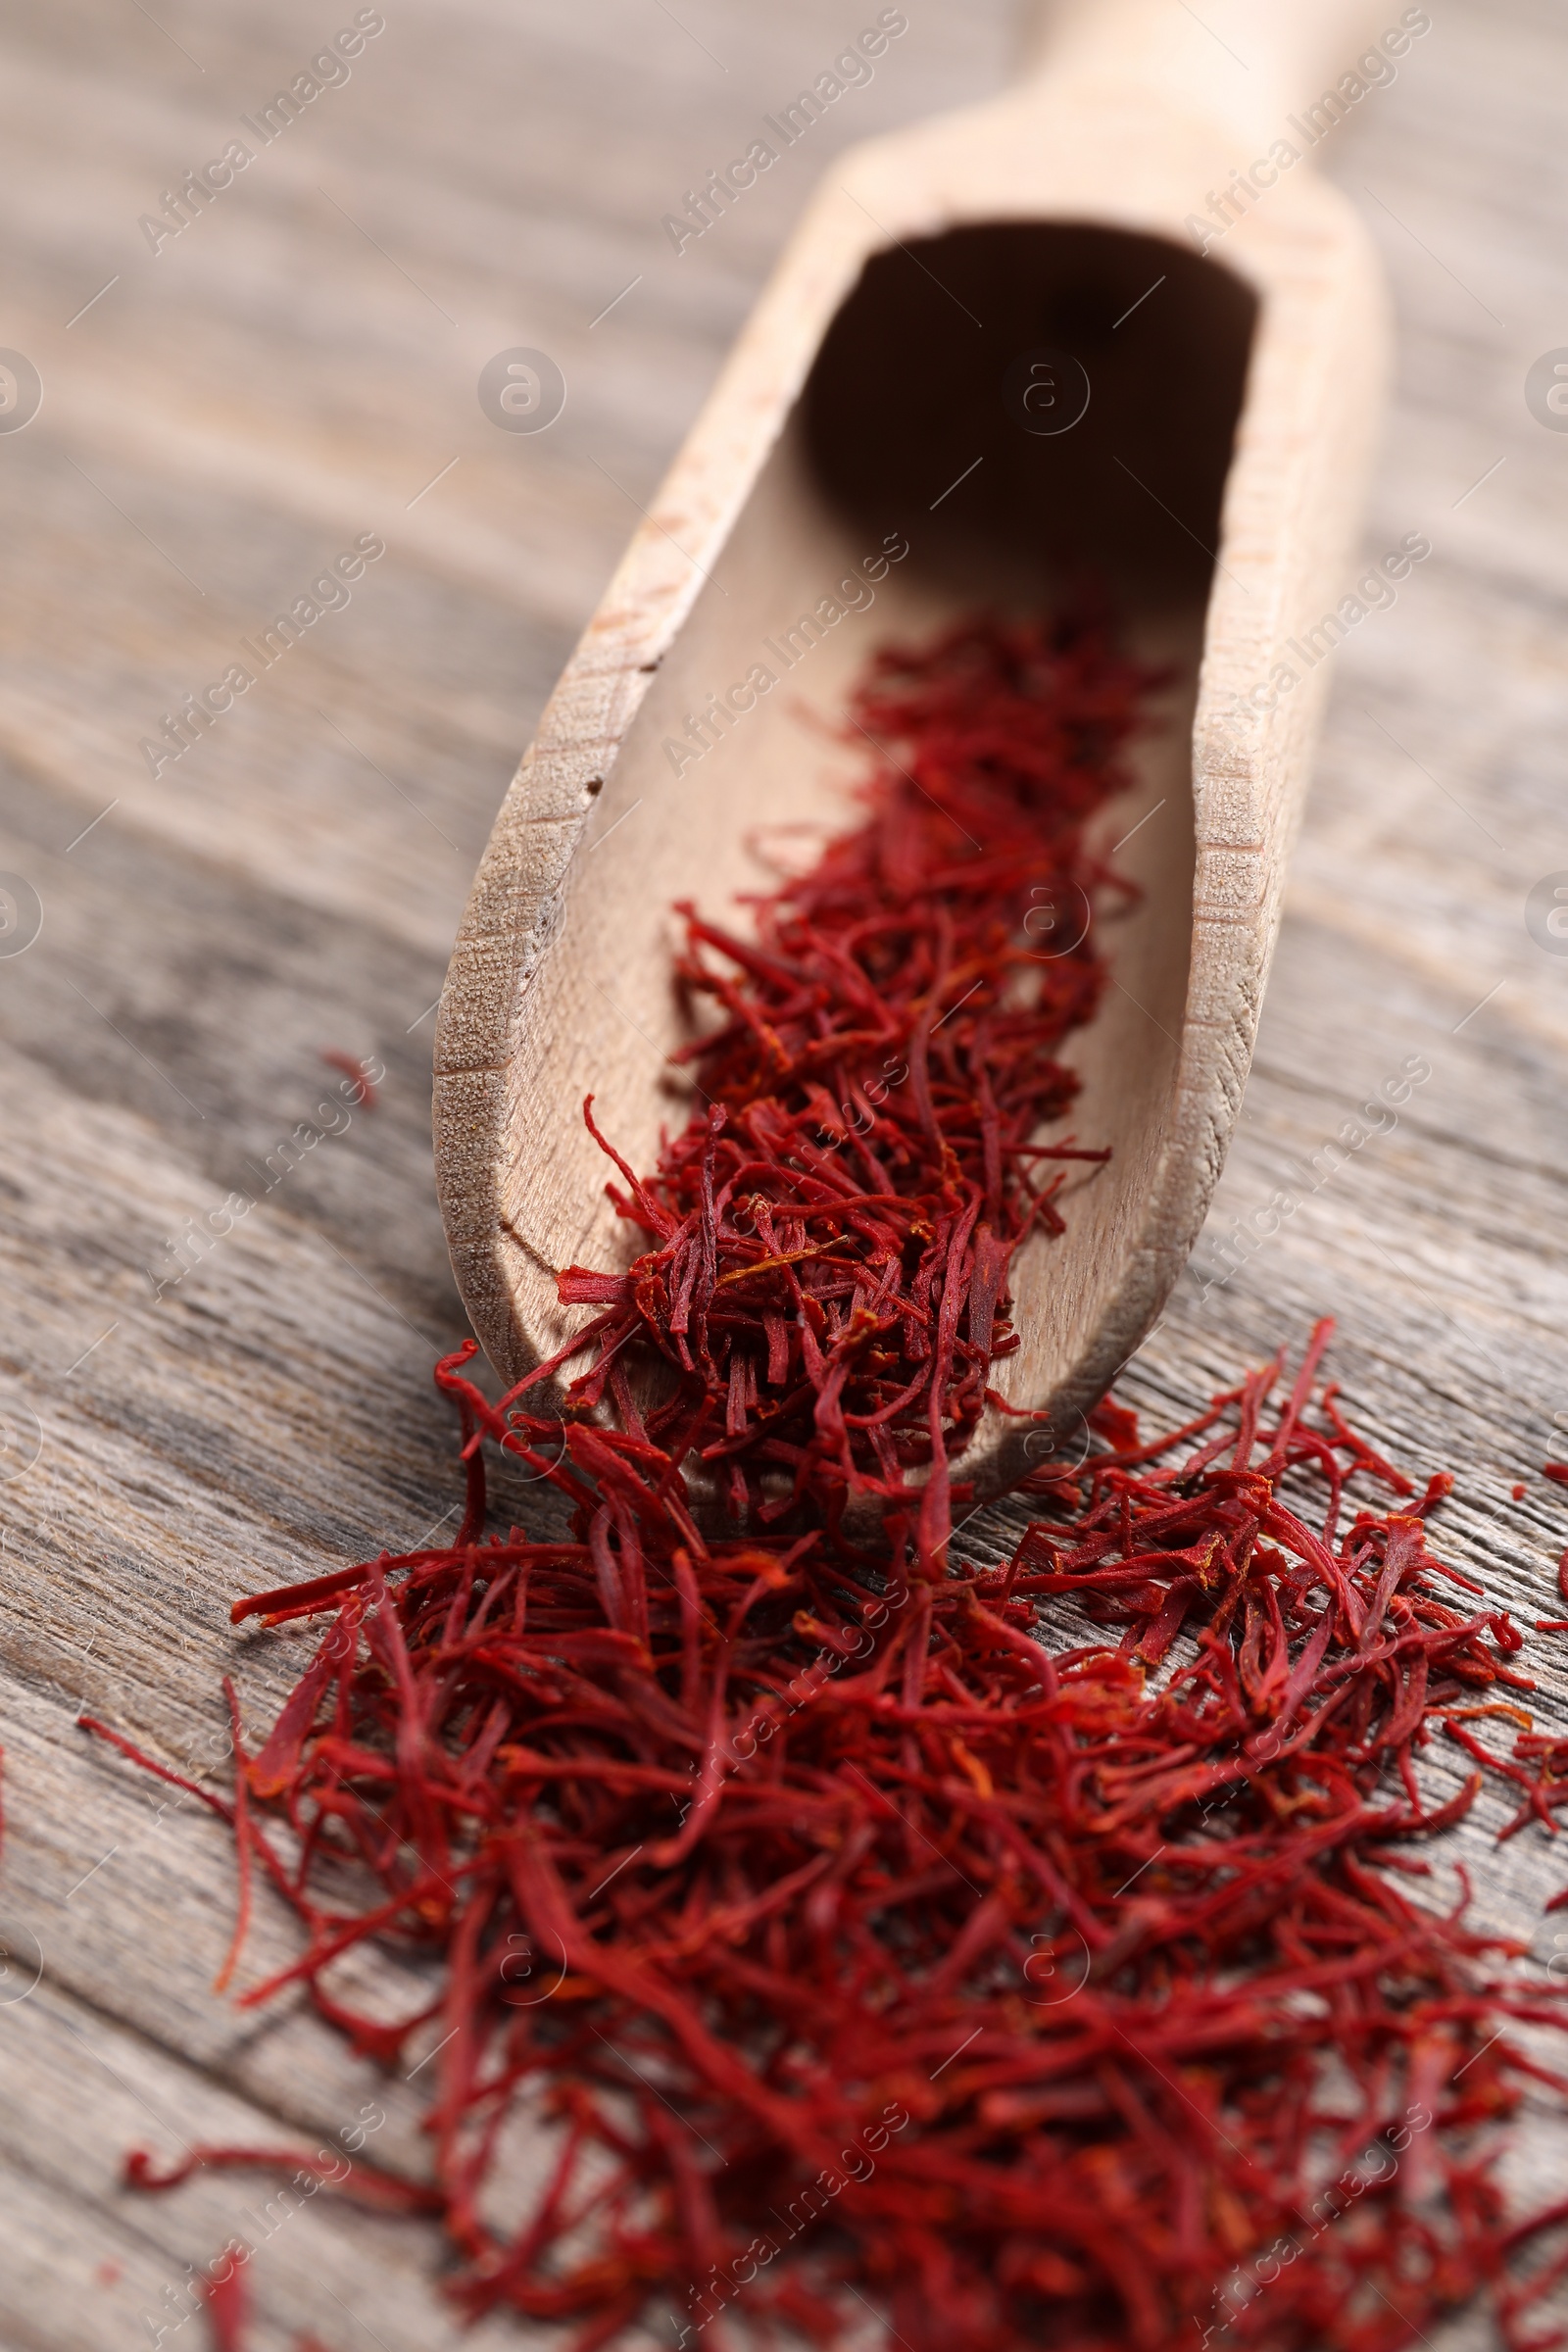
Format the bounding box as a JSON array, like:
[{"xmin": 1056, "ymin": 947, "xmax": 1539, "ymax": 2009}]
[{"xmin": 75, "ymin": 616, "xmax": 1568, "ymax": 2352}]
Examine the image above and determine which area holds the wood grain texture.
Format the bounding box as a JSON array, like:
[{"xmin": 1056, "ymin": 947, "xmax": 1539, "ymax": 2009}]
[{"xmin": 0, "ymin": 0, "xmax": 1566, "ymax": 2346}]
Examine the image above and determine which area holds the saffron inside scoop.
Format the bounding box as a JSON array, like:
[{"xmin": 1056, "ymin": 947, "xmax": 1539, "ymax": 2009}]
[{"xmin": 533, "ymin": 610, "xmax": 1151, "ymax": 1555}]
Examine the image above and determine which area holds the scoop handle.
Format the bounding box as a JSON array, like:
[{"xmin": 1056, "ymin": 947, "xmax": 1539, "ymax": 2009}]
[{"xmin": 1019, "ymin": 0, "xmax": 1423, "ymax": 148}]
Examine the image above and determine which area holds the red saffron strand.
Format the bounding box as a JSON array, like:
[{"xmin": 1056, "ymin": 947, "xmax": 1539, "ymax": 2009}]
[
  {"xmin": 128, "ymin": 2146, "xmax": 444, "ymax": 2214},
  {"xmin": 200, "ymin": 2257, "xmax": 248, "ymax": 2352},
  {"xmin": 319, "ymin": 1050, "xmax": 378, "ymax": 1107}
]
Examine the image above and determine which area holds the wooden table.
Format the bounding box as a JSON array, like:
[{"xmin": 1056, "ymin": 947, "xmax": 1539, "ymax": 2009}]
[{"xmin": 1, "ymin": 1, "xmax": 1564, "ymax": 2344}]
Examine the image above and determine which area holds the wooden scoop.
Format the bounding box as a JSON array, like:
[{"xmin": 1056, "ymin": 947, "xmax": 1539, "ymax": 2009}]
[{"xmin": 435, "ymin": 0, "xmax": 1391, "ymax": 1498}]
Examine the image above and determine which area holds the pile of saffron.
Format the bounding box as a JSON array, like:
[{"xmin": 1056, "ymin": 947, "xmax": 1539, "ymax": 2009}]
[
  {"xmin": 539, "ymin": 613, "xmax": 1144, "ymax": 1559},
  {"xmin": 83, "ymin": 618, "xmax": 1568, "ymax": 2351}
]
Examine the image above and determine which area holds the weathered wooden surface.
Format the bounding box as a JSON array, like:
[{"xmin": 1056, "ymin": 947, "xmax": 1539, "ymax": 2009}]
[{"xmin": 0, "ymin": 0, "xmax": 1565, "ymax": 2345}]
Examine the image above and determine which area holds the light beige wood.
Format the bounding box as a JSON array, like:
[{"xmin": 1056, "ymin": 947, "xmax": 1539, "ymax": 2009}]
[{"xmin": 435, "ymin": 0, "xmax": 1394, "ymax": 1498}]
